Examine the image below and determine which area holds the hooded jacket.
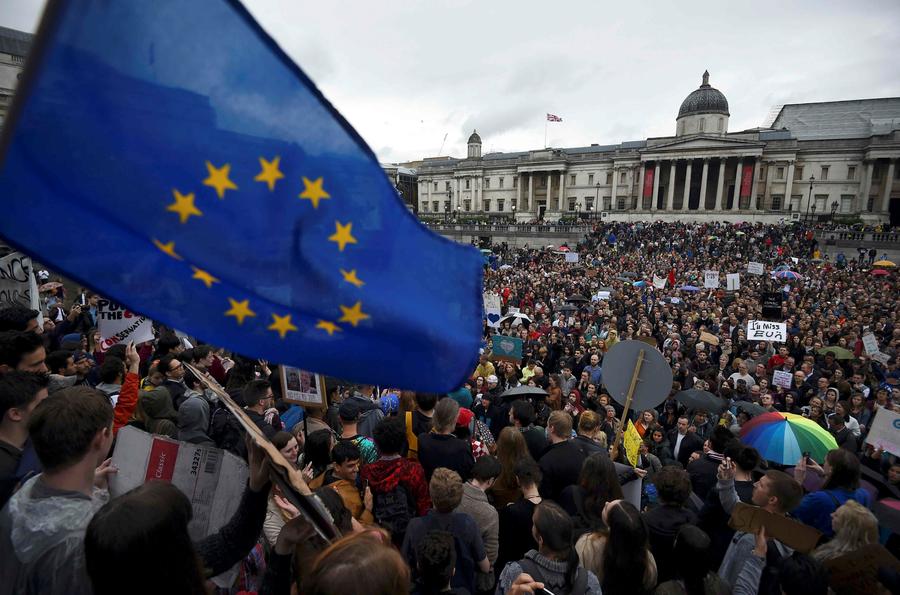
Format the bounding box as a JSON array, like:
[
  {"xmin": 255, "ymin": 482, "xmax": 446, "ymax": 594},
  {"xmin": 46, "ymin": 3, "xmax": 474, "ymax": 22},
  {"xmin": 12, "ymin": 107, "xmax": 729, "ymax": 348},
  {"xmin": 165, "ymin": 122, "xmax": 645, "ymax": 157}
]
[
  {"xmin": 359, "ymin": 456, "xmax": 431, "ymax": 517},
  {"xmin": 141, "ymin": 387, "xmax": 179, "ymax": 438},
  {"xmin": 178, "ymin": 394, "xmax": 214, "ymax": 445}
]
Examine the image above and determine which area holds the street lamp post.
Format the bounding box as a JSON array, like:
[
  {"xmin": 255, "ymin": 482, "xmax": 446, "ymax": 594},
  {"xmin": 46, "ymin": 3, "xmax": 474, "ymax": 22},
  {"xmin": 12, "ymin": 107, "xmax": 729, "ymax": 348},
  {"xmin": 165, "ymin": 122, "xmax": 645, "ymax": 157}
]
[
  {"xmin": 511, "ymin": 205, "xmax": 517, "ymax": 247},
  {"xmin": 595, "ymin": 182, "xmax": 601, "ymax": 219},
  {"xmin": 804, "ymin": 176, "xmax": 816, "ymax": 223}
]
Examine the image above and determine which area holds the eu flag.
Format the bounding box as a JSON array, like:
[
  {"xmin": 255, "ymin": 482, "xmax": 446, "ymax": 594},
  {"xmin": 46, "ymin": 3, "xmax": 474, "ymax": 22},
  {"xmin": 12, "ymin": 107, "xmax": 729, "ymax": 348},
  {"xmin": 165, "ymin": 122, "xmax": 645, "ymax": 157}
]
[{"xmin": 0, "ymin": 0, "xmax": 483, "ymax": 392}]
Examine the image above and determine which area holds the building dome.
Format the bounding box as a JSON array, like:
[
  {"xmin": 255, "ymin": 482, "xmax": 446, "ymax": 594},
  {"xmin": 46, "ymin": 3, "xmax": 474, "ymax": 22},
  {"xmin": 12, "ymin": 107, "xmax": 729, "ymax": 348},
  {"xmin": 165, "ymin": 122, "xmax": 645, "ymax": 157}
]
[
  {"xmin": 467, "ymin": 130, "xmax": 482, "ymax": 144},
  {"xmin": 677, "ymin": 71, "xmax": 729, "ymax": 118}
]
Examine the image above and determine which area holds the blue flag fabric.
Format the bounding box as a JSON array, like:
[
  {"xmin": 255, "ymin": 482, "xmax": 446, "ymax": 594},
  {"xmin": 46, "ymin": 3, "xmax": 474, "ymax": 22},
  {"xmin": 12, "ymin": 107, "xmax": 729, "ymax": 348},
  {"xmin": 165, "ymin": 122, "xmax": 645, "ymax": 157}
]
[{"xmin": 0, "ymin": 0, "xmax": 483, "ymax": 392}]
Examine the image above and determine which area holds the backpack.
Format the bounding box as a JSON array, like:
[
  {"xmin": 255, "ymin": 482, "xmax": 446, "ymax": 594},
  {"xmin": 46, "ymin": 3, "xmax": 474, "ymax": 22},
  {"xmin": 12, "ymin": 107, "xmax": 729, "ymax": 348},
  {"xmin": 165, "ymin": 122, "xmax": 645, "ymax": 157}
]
[
  {"xmin": 209, "ymin": 405, "xmax": 246, "ymax": 459},
  {"xmin": 518, "ymin": 557, "xmax": 589, "ymax": 595},
  {"xmin": 405, "ymin": 412, "xmax": 419, "ymax": 461},
  {"xmin": 373, "ymin": 482, "xmax": 415, "ymax": 546}
]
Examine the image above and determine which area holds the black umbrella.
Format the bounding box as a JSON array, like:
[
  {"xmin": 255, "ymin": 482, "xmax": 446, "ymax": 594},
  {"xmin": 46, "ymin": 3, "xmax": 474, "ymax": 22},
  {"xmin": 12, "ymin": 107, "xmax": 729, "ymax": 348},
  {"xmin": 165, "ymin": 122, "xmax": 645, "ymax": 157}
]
[
  {"xmin": 674, "ymin": 389, "xmax": 728, "ymax": 414},
  {"xmin": 622, "ymin": 271, "xmax": 639, "ymax": 278},
  {"xmin": 734, "ymin": 400, "xmax": 766, "ymax": 417},
  {"xmin": 499, "ymin": 386, "xmax": 548, "ymax": 400},
  {"xmin": 555, "ymin": 304, "xmax": 577, "ymax": 313},
  {"xmin": 566, "ymin": 294, "xmax": 590, "ymax": 303}
]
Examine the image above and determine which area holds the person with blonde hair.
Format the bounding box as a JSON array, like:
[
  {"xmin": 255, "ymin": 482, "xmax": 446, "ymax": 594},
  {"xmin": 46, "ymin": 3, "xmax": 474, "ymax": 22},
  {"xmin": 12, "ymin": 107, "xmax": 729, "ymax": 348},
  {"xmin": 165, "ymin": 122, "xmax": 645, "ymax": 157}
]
[{"xmin": 811, "ymin": 500, "xmax": 878, "ymax": 562}]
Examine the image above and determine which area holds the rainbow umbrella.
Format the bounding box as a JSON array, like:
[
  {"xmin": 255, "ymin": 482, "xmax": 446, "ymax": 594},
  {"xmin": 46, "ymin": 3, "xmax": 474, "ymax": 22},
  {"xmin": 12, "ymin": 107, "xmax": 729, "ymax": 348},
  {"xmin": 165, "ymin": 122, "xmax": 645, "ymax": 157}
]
[{"xmin": 739, "ymin": 411, "xmax": 837, "ymax": 465}]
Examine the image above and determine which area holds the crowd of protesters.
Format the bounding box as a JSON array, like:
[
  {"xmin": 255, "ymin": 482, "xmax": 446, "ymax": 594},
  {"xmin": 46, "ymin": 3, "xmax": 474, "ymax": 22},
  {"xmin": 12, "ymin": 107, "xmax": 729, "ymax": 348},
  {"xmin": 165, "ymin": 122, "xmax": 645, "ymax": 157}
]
[{"xmin": 0, "ymin": 220, "xmax": 898, "ymax": 594}]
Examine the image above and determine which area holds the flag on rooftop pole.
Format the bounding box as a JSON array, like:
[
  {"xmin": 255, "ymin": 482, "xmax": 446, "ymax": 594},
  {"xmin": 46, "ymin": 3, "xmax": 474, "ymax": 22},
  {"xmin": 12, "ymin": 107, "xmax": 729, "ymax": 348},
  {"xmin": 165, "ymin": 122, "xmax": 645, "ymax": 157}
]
[
  {"xmin": 546, "ymin": 113, "xmax": 563, "ymax": 122},
  {"xmin": 0, "ymin": 0, "xmax": 484, "ymax": 393}
]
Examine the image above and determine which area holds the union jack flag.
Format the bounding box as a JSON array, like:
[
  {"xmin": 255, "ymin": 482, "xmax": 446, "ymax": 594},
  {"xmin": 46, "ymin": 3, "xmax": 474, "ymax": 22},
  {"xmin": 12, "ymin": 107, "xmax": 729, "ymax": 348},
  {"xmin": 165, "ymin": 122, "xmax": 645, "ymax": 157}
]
[{"xmin": 546, "ymin": 113, "xmax": 563, "ymax": 122}]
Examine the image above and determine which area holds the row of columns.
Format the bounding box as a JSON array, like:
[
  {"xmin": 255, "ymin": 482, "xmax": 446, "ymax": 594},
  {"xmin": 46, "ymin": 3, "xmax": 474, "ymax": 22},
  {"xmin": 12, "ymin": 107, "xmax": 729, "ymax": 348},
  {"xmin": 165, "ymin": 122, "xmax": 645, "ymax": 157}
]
[{"xmin": 644, "ymin": 157, "xmax": 753, "ymax": 211}]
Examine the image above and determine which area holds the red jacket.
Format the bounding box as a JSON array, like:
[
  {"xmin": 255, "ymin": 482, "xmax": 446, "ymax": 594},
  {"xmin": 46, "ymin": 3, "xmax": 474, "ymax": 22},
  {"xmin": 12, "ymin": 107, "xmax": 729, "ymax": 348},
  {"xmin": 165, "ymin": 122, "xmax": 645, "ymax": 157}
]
[
  {"xmin": 112, "ymin": 372, "xmax": 139, "ymax": 436},
  {"xmin": 361, "ymin": 456, "xmax": 431, "ymax": 517}
]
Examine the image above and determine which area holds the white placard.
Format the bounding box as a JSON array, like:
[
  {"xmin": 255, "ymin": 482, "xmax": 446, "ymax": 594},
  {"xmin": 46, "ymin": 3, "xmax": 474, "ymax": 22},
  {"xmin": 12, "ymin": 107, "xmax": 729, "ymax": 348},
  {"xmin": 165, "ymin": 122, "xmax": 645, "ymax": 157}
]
[
  {"xmin": 790, "ymin": 257, "xmax": 799, "ymax": 265},
  {"xmin": 97, "ymin": 299, "xmax": 155, "ymax": 351},
  {"xmin": 872, "ymin": 352, "xmax": 890, "ymax": 365},
  {"xmin": 704, "ymin": 270, "xmax": 720, "ymax": 289},
  {"xmin": 565, "ymin": 252, "xmax": 579, "ymax": 263},
  {"xmin": 0, "ymin": 252, "xmax": 42, "ymax": 326},
  {"xmin": 670, "ymin": 296, "xmax": 681, "ymax": 304},
  {"xmin": 865, "ymin": 407, "xmax": 900, "ymax": 456},
  {"xmin": 726, "ymin": 273, "xmax": 740, "ymax": 291},
  {"xmin": 596, "ymin": 291, "xmax": 611, "ymax": 301},
  {"xmin": 484, "ymin": 292, "xmax": 502, "ymax": 328},
  {"xmin": 652, "ymin": 275, "xmax": 667, "ymax": 289},
  {"xmin": 862, "ymin": 333, "xmax": 879, "ymax": 356},
  {"xmin": 772, "ymin": 370, "xmax": 793, "ymax": 389},
  {"xmin": 746, "ymin": 320, "xmax": 787, "ymax": 343},
  {"xmin": 747, "ymin": 262, "xmax": 765, "ymax": 276}
]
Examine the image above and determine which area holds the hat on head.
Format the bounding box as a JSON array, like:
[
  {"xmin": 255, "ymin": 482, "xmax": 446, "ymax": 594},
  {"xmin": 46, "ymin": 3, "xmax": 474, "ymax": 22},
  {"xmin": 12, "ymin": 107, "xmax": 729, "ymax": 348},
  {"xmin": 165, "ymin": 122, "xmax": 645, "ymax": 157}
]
[
  {"xmin": 456, "ymin": 407, "xmax": 474, "ymax": 428},
  {"xmin": 487, "ymin": 375, "xmax": 498, "ymax": 384},
  {"xmin": 73, "ymin": 350, "xmax": 94, "ymax": 364},
  {"xmin": 338, "ymin": 399, "xmax": 360, "ymax": 421}
]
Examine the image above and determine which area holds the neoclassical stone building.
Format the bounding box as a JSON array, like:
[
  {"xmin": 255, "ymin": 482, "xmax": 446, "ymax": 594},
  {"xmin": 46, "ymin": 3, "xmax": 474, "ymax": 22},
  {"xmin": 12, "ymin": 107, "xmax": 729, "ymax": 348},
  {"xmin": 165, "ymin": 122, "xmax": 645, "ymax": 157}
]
[{"xmin": 415, "ymin": 72, "xmax": 900, "ymax": 224}]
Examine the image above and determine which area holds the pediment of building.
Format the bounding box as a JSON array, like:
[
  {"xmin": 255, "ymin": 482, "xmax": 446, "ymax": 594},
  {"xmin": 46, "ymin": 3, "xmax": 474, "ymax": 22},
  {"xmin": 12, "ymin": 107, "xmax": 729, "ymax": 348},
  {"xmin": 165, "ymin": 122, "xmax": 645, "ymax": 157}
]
[{"xmin": 649, "ymin": 135, "xmax": 763, "ymax": 151}]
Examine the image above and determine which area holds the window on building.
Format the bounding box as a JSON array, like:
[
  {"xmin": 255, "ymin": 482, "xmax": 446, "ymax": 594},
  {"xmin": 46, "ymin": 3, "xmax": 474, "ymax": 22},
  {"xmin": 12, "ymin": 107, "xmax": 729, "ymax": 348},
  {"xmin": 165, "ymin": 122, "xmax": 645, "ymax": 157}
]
[
  {"xmin": 717, "ymin": 117, "xmax": 723, "ymax": 131},
  {"xmin": 422, "ymin": 202, "xmax": 428, "ymax": 212},
  {"xmin": 617, "ymin": 197, "xmax": 626, "ymax": 210},
  {"xmin": 794, "ymin": 166, "xmax": 803, "ymax": 181},
  {"xmin": 776, "ymin": 167, "xmax": 784, "ymax": 180},
  {"xmin": 498, "ymin": 199, "xmax": 505, "ymax": 212},
  {"xmin": 588, "ymin": 174, "xmax": 594, "ymax": 185},
  {"xmin": 484, "ymin": 199, "xmax": 491, "ymax": 211},
  {"xmin": 605, "ymin": 172, "xmax": 613, "ymax": 185},
  {"xmin": 434, "ymin": 182, "xmax": 438, "ymax": 191},
  {"xmin": 847, "ymin": 166, "xmax": 856, "ymax": 180},
  {"xmin": 443, "ymin": 200, "xmax": 449, "ymax": 212},
  {"xmin": 820, "ymin": 165, "xmax": 829, "ymax": 180},
  {"xmin": 699, "ymin": 118, "xmax": 705, "ymax": 132},
  {"xmin": 568, "ymin": 199, "xmax": 576, "ymax": 211},
  {"xmin": 759, "ymin": 166, "xmax": 765, "ymax": 181},
  {"xmin": 867, "ymin": 197, "xmax": 875, "ymax": 212},
  {"xmin": 619, "ymin": 171, "xmax": 627, "ymax": 184},
  {"xmin": 513, "ymin": 177, "xmax": 518, "ymax": 188},
  {"xmin": 499, "ymin": 177, "xmax": 504, "ymax": 189},
  {"xmin": 465, "ymin": 179, "xmax": 470, "ymax": 189},
  {"xmin": 484, "ymin": 178, "xmax": 490, "ymax": 189},
  {"xmin": 445, "ymin": 181, "xmax": 451, "ymax": 191},
  {"xmin": 771, "ymin": 195, "xmax": 783, "ymax": 210},
  {"xmin": 602, "ymin": 196, "xmax": 611, "ymax": 210},
  {"xmin": 840, "ymin": 195, "xmax": 853, "ymax": 214},
  {"xmin": 585, "ymin": 197, "xmax": 594, "ymax": 210},
  {"xmin": 570, "ymin": 174, "xmax": 576, "ymax": 185},
  {"xmin": 814, "ymin": 194, "xmax": 828, "ymax": 212},
  {"xmin": 790, "ymin": 195, "xmax": 802, "ymax": 212},
  {"xmin": 464, "ymin": 200, "xmax": 471, "ymax": 211}
]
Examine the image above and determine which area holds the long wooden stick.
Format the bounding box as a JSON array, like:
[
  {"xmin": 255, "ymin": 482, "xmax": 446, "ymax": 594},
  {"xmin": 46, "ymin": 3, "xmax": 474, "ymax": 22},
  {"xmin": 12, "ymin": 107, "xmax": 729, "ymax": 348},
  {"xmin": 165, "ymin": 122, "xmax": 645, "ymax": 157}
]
[{"xmin": 612, "ymin": 349, "xmax": 645, "ymax": 458}]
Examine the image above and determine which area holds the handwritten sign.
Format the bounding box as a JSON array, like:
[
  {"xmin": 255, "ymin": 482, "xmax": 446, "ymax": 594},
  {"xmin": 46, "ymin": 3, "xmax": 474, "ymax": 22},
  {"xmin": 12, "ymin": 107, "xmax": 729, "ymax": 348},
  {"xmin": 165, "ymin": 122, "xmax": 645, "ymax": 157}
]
[
  {"xmin": 564, "ymin": 252, "xmax": 579, "ymax": 263},
  {"xmin": 747, "ymin": 261, "xmax": 764, "ymax": 276},
  {"xmin": 862, "ymin": 333, "xmax": 879, "ymax": 356},
  {"xmin": 703, "ymin": 270, "xmax": 719, "ymax": 289},
  {"xmin": 772, "ymin": 370, "xmax": 793, "ymax": 389},
  {"xmin": 865, "ymin": 407, "xmax": 900, "ymax": 456},
  {"xmin": 0, "ymin": 252, "xmax": 40, "ymax": 319},
  {"xmin": 483, "ymin": 293, "xmax": 502, "ymax": 328},
  {"xmin": 491, "ymin": 335, "xmax": 523, "ymax": 363},
  {"xmin": 97, "ymin": 299, "xmax": 155, "ymax": 351},
  {"xmin": 652, "ymin": 275, "xmax": 667, "ymax": 289},
  {"xmin": 746, "ymin": 320, "xmax": 787, "ymax": 343},
  {"xmin": 726, "ymin": 273, "xmax": 740, "ymax": 291}
]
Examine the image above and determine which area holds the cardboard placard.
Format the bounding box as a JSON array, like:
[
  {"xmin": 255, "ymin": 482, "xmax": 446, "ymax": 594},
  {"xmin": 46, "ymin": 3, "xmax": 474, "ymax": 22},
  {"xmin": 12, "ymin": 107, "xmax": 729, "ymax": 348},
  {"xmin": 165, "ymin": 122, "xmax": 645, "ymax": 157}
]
[
  {"xmin": 747, "ymin": 261, "xmax": 765, "ymax": 275},
  {"xmin": 0, "ymin": 252, "xmax": 40, "ymax": 320},
  {"xmin": 865, "ymin": 407, "xmax": 900, "ymax": 456},
  {"xmin": 772, "ymin": 370, "xmax": 793, "ymax": 389},
  {"xmin": 862, "ymin": 332, "xmax": 879, "ymax": 356},
  {"xmin": 747, "ymin": 320, "xmax": 787, "ymax": 343},
  {"xmin": 824, "ymin": 543, "xmax": 900, "ymax": 595},
  {"xmin": 97, "ymin": 299, "xmax": 155, "ymax": 352},
  {"xmin": 492, "ymin": 334, "xmax": 523, "ymax": 363},
  {"xmin": 699, "ymin": 331, "xmax": 719, "ymax": 346},
  {"xmin": 761, "ymin": 292, "xmax": 782, "ymax": 319},
  {"xmin": 728, "ymin": 501, "xmax": 821, "ymax": 553},
  {"xmin": 726, "ymin": 273, "xmax": 740, "ymax": 291},
  {"xmin": 280, "ymin": 366, "xmax": 327, "ymax": 407},
  {"xmin": 704, "ymin": 270, "xmax": 719, "ymax": 289}
]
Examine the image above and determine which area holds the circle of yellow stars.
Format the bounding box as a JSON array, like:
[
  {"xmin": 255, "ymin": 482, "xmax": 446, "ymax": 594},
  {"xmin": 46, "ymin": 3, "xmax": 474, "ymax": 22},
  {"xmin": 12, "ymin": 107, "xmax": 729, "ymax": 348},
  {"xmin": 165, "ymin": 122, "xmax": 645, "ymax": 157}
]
[{"xmin": 153, "ymin": 157, "xmax": 370, "ymax": 340}]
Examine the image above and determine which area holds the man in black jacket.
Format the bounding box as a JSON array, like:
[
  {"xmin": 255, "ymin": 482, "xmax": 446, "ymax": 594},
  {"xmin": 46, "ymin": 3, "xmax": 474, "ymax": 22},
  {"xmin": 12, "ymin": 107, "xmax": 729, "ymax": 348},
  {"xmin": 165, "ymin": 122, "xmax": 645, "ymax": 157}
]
[
  {"xmin": 538, "ymin": 411, "xmax": 585, "ymax": 500},
  {"xmin": 242, "ymin": 379, "xmax": 277, "ymax": 439},
  {"xmin": 641, "ymin": 466, "xmax": 698, "ymax": 583},
  {"xmin": 509, "ymin": 399, "xmax": 548, "ymax": 461},
  {"xmin": 687, "ymin": 425, "xmax": 737, "ymax": 500},
  {"xmin": 667, "ymin": 415, "xmax": 703, "ymax": 468}
]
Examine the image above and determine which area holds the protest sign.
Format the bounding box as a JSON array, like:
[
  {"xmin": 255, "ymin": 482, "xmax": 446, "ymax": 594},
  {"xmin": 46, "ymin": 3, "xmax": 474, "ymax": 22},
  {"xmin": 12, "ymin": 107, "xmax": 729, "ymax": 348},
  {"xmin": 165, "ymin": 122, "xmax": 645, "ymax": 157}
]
[
  {"xmin": 483, "ymin": 292, "xmax": 502, "ymax": 328},
  {"xmin": 491, "ymin": 334, "xmax": 523, "ymax": 363},
  {"xmin": 0, "ymin": 252, "xmax": 41, "ymax": 322},
  {"xmin": 614, "ymin": 461, "xmax": 642, "ymax": 510},
  {"xmin": 772, "ymin": 370, "xmax": 793, "ymax": 389},
  {"xmin": 746, "ymin": 320, "xmax": 787, "ymax": 343},
  {"xmin": 110, "ymin": 426, "xmax": 247, "ymax": 540},
  {"xmin": 97, "ymin": 299, "xmax": 154, "ymax": 351},
  {"xmin": 790, "ymin": 256, "xmax": 799, "ymax": 265},
  {"xmin": 865, "ymin": 407, "xmax": 900, "ymax": 456},
  {"xmin": 703, "ymin": 270, "xmax": 719, "ymax": 288},
  {"xmin": 280, "ymin": 366, "xmax": 326, "ymax": 407},
  {"xmin": 761, "ymin": 292, "xmax": 782, "ymax": 319},
  {"xmin": 728, "ymin": 501, "xmax": 821, "ymax": 553},
  {"xmin": 699, "ymin": 331, "xmax": 719, "ymax": 346},
  {"xmin": 747, "ymin": 261, "xmax": 764, "ymax": 275},
  {"xmin": 652, "ymin": 274, "xmax": 667, "ymax": 289},
  {"xmin": 872, "ymin": 351, "xmax": 891, "ymax": 365},
  {"xmin": 564, "ymin": 252, "xmax": 579, "ymax": 263},
  {"xmin": 726, "ymin": 273, "xmax": 740, "ymax": 291},
  {"xmin": 825, "ymin": 543, "xmax": 900, "ymax": 595},
  {"xmin": 623, "ymin": 421, "xmax": 642, "ymax": 466},
  {"xmin": 862, "ymin": 332, "xmax": 879, "ymax": 355},
  {"xmin": 596, "ymin": 291, "xmax": 611, "ymax": 301}
]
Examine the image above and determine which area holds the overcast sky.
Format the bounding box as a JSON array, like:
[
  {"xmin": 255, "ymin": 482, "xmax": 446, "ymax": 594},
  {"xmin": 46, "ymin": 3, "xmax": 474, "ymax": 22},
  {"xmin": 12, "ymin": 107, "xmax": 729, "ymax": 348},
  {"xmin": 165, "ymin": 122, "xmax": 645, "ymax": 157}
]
[{"xmin": 4, "ymin": 1, "xmax": 900, "ymax": 164}]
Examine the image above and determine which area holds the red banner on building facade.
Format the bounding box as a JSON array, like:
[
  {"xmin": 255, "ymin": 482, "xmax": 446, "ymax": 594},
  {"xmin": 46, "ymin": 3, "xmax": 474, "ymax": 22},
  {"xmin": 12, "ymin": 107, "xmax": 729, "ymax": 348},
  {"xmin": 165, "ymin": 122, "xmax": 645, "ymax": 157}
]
[
  {"xmin": 740, "ymin": 162, "xmax": 753, "ymax": 199},
  {"xmin": 643, "ymin": 166, "xmax": 655, "ymax": 198}
]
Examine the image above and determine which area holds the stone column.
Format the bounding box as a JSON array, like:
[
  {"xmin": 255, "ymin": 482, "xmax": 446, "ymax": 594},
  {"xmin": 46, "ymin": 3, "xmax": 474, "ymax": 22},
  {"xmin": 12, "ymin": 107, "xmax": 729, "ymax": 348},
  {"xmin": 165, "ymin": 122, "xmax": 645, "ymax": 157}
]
[
  {"xmin": 666, "ymin": 161, "xmax": 677, "ymax": 211},
  {"xmin": 682, "ymin": 160, "xmax": 693, "ymax": 210},
  {"xmin": 652, "ymin": 162, "xmax": 661, "ymax": 210},
  {"xmin": 517, "ymin": 173, "xmax": 523, "ymax": 212},
  {"xmin": 610, "ymin": 166, "xmax": 618, "ymax": 211},
  {"xmin": 629, "ymin": 166, "xmax": 637, "ymax": 209},
  {"xmin": 528, "ymin": 173, "xmax": 534, "ymax": 214},
  {"xmin": 546, "ymin": 172, "xmax": 553, "ymax": 214},
  {"xmin": 861, "ymin": 161, "xmax": 874, "ymax": 212},
  {"xmin": 454, "ymin": 178, "xmax": 460, "ymax": 212},
  {"xmin": 750, "ymin": 159, "xmax": 762, "ymax": 210},
  {"xmin": 784, "ymin": 161, "xmax": 795, "ymax": 211},
  {"xmin": 763, "ymin": 161, "xmax": 774, "ymax": 210},
  {"xmin": 732, "ymin": 160, "xmax": 743, "ymax": 211},
  {"xmin": 637, "ymin": 165, "xmax": 646, "ymax": 211},
  {"xmin": 698, "ymin": 158, "xmax": 710, "ymax": 211},
  {"xmin": 427, "ymin": 178, "xmax": 432, "ymax": 210},
  {"xmin": 714, "ymin": 159, "xmax": 726, "ymax": 211},
  {"xmin": 882, "ymin": 159, "xmax": 896, "ymax": 214},
  {"xmin": 559, "ymin": 171, "xmax": 566, "ymax": 213}
]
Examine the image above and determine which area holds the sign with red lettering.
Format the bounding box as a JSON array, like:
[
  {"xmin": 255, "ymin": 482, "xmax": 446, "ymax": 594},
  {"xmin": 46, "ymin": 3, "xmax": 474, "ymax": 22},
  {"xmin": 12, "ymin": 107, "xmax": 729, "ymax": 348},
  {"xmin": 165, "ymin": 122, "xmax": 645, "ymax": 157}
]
[{"xmin": 97, "ymin": 299, "xmax": 155, "ymax": 351}]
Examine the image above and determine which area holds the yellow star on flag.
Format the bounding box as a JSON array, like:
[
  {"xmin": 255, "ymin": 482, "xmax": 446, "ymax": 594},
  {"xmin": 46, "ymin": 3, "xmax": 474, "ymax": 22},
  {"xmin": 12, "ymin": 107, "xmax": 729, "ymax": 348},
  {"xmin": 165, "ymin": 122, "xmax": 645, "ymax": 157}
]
[
  {"xmin": 203, "ymin": 161, "xmax": 238, "ymax": 199},
  {"xmin": 153, "ymin": 239, "xmax": 183, "ymax": 260},
  {"xmin": 166, "ymin": 189, "xmax": 203, "ymax": 224},
  {"xmin": 268, "ymin": 313, "xmax": 298, "ymax": 339},
  {"xmin": 328, "ymin": 221, "xmax": 357, "ymax": 252},
  {"xmin": 299, "ymin": 176, "xmax": 330, "ymax": 209},
  {"xmin": 225, "ymin": 298, "xmax": 256, "ymax": 325},
  {"xmin": 191, "ymin": 266, "xmax": 220, "ymax": 288},
  {"xmin": 254, "ymin": 156, "xmax": 284, "ymax": 191},
  {"xmin": 316, "ymin": 320, "xmax": 342, "ymax": 336},
  {"xmin": 338, "ymin": 301, "xmax": 370, "ymax": 327},
  {"xmin": 340, "ymin": 268, "xmax": 365, "ymax": 288}
]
